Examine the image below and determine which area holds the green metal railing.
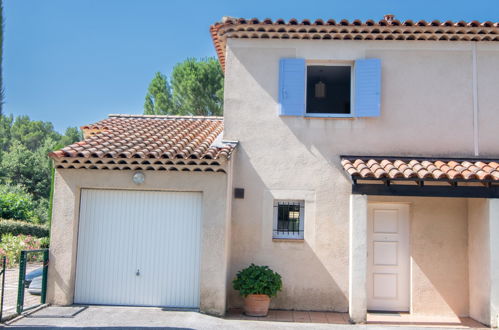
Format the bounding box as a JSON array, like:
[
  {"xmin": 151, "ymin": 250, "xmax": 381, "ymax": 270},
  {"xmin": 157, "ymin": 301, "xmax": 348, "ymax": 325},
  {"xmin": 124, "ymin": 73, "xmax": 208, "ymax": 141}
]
[
  {"xmin": 0, "ymin": 256, "xmax": 6, "ymax": 321},
  {"xmin": 16, "ymin": 249, "xmax": 49, "ymax": 314}
]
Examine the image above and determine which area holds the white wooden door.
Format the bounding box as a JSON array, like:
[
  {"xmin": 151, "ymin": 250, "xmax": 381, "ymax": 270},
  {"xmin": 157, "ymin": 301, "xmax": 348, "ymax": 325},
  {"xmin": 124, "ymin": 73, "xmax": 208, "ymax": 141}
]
[
  {"xmin": 74, "ymin": 189, "xmax": 202, "ymax": 308},
  {"xmin": 367, "ymin": 203, "xmax": 410, "ymax": 312}
]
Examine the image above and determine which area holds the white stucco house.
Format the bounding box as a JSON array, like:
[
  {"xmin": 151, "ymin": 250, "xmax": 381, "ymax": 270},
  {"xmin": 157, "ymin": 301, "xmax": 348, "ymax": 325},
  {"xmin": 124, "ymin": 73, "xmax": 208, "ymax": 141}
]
[{"xmin": 47, "ymin": 15, "xmax": 499, "ymax": 326}]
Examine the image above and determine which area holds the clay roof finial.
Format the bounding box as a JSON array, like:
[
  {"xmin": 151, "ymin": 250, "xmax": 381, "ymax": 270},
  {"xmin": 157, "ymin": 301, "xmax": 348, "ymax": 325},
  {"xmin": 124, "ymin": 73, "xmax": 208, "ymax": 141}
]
[{"xmin": 384, "ymin": 14, "xmax": 395, "ymax": 22}]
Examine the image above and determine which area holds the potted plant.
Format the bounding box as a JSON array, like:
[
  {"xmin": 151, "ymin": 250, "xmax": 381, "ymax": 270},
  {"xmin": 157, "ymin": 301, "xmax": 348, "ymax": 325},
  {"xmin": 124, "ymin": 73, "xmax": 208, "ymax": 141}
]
[{"xmin": 232, "ymin": 264, "xmax": 282, "ymax": 317}]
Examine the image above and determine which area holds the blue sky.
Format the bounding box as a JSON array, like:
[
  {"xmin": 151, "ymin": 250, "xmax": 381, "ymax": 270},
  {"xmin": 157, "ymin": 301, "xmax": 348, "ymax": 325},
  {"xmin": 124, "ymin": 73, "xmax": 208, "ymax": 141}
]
[{"xmin": 4, "ymin": 0, "xmax": 499, "ymax": 132}]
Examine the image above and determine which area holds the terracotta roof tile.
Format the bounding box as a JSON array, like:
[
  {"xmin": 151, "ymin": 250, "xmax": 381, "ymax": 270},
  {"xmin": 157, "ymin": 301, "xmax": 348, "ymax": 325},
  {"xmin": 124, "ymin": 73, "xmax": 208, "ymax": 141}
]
[
  {"xmin": 49, "ymin": 114, "xmax": 236, "ymax": 161},
  {"xmin": 211, "ymin": 15, "xmax": 499, "ymax": 71},
  {"xmin": 341, "ymin": 156, "xmax": 499, "ymax": 183}
]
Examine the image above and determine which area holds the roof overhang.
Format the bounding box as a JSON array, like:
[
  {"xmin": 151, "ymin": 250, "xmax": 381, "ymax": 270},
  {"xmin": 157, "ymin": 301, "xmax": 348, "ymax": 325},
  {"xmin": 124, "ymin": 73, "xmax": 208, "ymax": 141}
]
[
  {"xmin": 50, "ymin": 114, "xmax": 238, "ymax": 173},
  {"xmin": 210, "ymin": 16, "xmax": 499, "ymax": 72},
  {"xmin": 341, "ymin": 156, "xmax": 499, "ymax": 199}
]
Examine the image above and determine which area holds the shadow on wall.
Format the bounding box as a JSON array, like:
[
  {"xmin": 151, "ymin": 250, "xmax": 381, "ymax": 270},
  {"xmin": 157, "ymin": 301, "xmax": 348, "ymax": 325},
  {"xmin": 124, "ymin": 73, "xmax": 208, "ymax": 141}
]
[
  {"xmin": 228, "ymin": 43, "xmax": 478, "ymax": 162},
  {"xmin": 228, "ymin": 242, "xmax": 349, "ymax": 311},
  {"xmin": 226, "ymin": 44, "xmax": 361, "ymax": 186},
  {"xmin": 368, "ymin": 196, "xmax": 470, "ymax": 317},
  {"xmin": 46, "ymin": 172, "xmax": 82, "ymax": 306},
  {"xmin": 227, "ymin": 147, "xmax": 348, "ymax": 311}
]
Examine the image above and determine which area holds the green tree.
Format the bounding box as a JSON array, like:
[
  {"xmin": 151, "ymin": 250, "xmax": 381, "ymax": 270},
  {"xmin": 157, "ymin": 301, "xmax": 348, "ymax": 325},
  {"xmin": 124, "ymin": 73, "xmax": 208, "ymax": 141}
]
[
  {"xmin": 0, "ymin": 0, "xmax": 4, "ymax": 115},
  {"xmin": 144, "ymin": 72, "xmax": 174, "ymax": 115},
  {"xmin": 1, "ymin": 142, "xmax": 43, "ymax": 199},
  {"xmin": 0, "ymin": 114, "xmax": 82, "ymax": 223},
  {"xmin": 59, "ymin": 127, "xmax": 83, "ymax": 147},
  {"xmin": 0, "ymin": 114, "xmax": 82, "ymax": 193},
  {"xmin": 0, "ymin": 113, "xmax": 12, "ymax": 152},
  {"xmin": 171, "ymin": 57, "xmax": 223, "ymax": 116},
  {"xmin": 143, "ymin": 57, "xmax": 224, "ymax": 116},
  {"xmin": 1, "ymin": 137, "xmax": 57, "ymax": 201},
  {"xmin": 9, "ymin": 115, "xmax": 59, "ymax": 151}
]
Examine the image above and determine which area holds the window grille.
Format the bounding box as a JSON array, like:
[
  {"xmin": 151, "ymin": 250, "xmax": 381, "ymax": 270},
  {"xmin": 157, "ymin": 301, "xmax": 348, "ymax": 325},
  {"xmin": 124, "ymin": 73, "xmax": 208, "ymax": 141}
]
[{"xmin": 273, "ymin": 200, "xmax": 304, "ymax": 239}]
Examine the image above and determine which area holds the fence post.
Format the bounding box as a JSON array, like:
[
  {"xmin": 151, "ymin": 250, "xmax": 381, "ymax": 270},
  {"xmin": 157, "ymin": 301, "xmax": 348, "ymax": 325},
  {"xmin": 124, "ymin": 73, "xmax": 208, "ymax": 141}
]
[
  {"xmin": 0, "ymin": 256, "xmax": 6, "ymax": 321},
  {"xmin": 16, "ymin": 251, "xmax": 26, "ymax": 314},
  {"xmin": 41, "ymin": 250, "xmax": 49, "ymax": 304}
]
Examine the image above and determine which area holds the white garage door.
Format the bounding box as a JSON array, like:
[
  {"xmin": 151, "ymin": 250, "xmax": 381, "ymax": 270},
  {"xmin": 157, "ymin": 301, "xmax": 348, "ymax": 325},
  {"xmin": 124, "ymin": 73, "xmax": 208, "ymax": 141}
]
[{"xmin": 74, "ymin": 189, "xmax": 202, "ymax": 308}]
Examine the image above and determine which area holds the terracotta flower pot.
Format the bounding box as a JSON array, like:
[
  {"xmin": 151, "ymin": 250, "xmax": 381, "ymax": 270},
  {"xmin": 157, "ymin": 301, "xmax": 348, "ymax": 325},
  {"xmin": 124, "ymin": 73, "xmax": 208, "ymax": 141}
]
[{"xmin": 243, "ymin": 294, "xmax": 271, "ymax": 316}]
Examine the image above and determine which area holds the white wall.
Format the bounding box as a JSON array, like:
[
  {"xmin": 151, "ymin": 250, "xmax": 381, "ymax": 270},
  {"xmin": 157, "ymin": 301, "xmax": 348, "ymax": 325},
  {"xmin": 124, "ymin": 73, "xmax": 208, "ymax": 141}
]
[
  {"xmin": 224, "ymin": 39, "xmax": 499, "ymax": 156},
  {"xmin": 223, "ymin": 38, "xmax": 499, "ymax": 312},
  {"xmin": 349, "ymin": 194, "xmax": 367, "ymax": 322},
  {"xmin": 468, "ymin": 199, "xmax": 490, "ymax": 324},
  {"xmin": 467, "ymin": 199, "xmax": 499, "ymax": 327},
  {"xmin": 489, "ymin": 199, "xmax": 499, "ymax": 327},
  {"xmin": 48, "ymin": 169, "xmax": 231, "ymax": 315}
]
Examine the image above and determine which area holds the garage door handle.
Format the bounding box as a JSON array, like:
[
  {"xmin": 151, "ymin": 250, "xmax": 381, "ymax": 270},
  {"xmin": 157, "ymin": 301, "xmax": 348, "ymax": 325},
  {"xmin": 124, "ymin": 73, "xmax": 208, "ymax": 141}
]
[{"xmin": 136, "ymin": 269, "xmax": 140, "ymax": 276}]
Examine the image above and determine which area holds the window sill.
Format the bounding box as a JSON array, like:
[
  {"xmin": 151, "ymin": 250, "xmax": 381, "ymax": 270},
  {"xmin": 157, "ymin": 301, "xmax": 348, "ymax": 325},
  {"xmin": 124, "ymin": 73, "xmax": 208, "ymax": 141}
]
[
  {"xmin": 272, "ymin": 238, "xmax": 305, "ymax": 243},
  {"xmin": 305, "ymin": 113, "xmax": 353, "ymax": 119}
]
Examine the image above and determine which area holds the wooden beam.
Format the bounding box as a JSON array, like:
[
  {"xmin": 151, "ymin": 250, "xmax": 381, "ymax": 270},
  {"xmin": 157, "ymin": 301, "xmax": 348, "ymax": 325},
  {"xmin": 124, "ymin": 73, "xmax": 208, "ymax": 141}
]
[{"xmin": 352, "ymin": 184, "xmax": 499, "ymax": 199}]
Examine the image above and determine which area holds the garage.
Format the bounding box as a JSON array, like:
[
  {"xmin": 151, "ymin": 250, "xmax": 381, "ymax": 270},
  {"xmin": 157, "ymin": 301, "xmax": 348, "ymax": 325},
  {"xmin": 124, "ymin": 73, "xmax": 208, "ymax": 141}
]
[
  {"xmin": 48, "ymin": 115, "xmax": 235, "ymax": 314},
  {"xmin": 74, "ymin": 189, "xmax": 202, "ymax": 308}
]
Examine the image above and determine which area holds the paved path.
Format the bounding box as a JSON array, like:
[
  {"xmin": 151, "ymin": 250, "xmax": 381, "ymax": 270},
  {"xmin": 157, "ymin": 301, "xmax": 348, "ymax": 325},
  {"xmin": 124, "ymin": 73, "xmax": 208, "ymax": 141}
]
[
  {"xmin": 2, "ymin": 263, "xmax": 42, "ymax": 319},
  {"xmin": 5, "ymin": 306, "xmax": 489, "ymax": 329}
]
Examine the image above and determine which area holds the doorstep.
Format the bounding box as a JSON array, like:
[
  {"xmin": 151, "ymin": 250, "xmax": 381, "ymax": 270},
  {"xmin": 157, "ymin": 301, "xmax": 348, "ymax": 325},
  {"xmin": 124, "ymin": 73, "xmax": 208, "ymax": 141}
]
[{"xmin": 366, "ymin": 312, "xmax": 488, "ymax": 328}]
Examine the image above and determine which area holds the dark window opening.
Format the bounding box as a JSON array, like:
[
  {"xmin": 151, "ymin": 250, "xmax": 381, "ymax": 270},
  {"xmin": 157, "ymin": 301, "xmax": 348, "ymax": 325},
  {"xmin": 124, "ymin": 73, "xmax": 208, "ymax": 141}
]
[
  {"xmin": 306, "ymin": 65, "xmax": 351, "ymax": 114},
  {"xmin": 273, "ymin": 201, "xmax": 304, "ymax": 239}
]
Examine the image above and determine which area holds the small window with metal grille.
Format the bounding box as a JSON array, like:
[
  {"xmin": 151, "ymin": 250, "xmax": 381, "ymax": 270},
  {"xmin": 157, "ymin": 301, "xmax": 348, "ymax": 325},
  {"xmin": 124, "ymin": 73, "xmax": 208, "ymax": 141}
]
[{"xmin": 273, "ymin": 200, "xmax": 304, "ymax": 239}]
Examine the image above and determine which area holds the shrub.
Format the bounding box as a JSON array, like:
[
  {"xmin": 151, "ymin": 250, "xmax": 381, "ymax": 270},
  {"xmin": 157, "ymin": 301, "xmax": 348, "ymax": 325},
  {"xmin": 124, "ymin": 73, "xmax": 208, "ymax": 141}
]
[
  {"xmin": 232, "ymin": 264, "xmax": 282, "ymax": 297},
  {"xmin": 0, "ymin": 234, "xmax": 43, "ymax": 267},
  {"xmin": 33, "ymin": 197, "xmax": 50, "ymax": 224},
  {"xmin": 39, "ymin": 236, "xmax": 50, "ymax": 248},
  {"xmin": 0, "ymin": 219, "xmax": 49, "ymax": 238},
  {"xmin": 0, "ymin": 185, "xmax": 37, "ymax": 222}
]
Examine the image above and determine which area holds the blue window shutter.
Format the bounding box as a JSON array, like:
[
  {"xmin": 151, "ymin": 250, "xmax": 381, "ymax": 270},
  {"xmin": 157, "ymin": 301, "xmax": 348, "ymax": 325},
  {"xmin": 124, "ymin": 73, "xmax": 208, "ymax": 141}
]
[
  {"xmin": 278, "ymin": 58, "xmax": 306, "ymax": 116},
  {"xmin": 354, "ymin": 58, "xmax": 381, "ymax": 117}
]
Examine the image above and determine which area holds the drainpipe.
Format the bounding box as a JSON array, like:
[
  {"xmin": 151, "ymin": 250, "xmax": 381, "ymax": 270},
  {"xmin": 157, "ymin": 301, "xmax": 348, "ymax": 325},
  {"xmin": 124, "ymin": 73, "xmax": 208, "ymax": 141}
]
[{"xmin": 472, "ymin": 42, "xmax": 479, "ymax": 156}]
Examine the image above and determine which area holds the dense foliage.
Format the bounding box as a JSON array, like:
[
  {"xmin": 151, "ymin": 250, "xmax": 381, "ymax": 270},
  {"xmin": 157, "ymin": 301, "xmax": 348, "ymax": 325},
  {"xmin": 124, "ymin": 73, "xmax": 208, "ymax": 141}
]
[
  {"xmin": 0, "ymin": 0, "xmax": 3, "ymax": 115},
  {"xmin": 0, "ymin": 234, "xmax": 43, "ymax": 267},
  {"xmin": 0, "ymin": 219, "xmax": 50, "ymax": 238},
  {"xmin": 144, "ymin": 72, "xmax": 173, "ymax": 115},
  {"xmin": 0, "ymin": 114, "xmax": 82, "ymax": 224},
  {"xmin": 232, "ymin": 264, "xmax": 282, "ymax": 297},
  {"xmin": 144, "ymin": 57, "xmax": 224, "ymax": 116},
  {"xmin": 0, "ymin": 185, "xmax": 38, "ymax": 220}
]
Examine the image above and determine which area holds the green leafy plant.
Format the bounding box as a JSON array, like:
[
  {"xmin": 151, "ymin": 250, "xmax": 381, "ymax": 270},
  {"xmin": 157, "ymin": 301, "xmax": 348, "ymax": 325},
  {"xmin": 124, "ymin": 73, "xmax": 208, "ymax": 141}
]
[
  {"xmin": 232, "ymin": 264, "xmax": 282, "ymax": 297},
  {"xmin": 0, "ymin": 219, "xmax": 49, "ymax": 238},
  {"xmin": 0, "ymin": 184, "xmax": 37, "ymax": 221},
  {"xmin": 0, "ymin": 114, "xmax": 83, "ymax": 225},
  {"xmin": 0, "ymin": 233, "xmax": 43, "ymax": 267},
  {"xmin": 39, "ymin": 236, "xmax": 50, "ymax": 248}
]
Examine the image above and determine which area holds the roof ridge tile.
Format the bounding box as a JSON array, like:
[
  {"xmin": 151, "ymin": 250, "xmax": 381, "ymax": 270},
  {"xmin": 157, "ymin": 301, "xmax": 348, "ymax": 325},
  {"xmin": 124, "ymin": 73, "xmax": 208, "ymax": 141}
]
[
  {"xmin": 211, "ymin": 15, "xmax": 499, "ymax": 71},
  {"xmin": 108, "ymin": 114, "xmax": 224, "ymax": 120}
]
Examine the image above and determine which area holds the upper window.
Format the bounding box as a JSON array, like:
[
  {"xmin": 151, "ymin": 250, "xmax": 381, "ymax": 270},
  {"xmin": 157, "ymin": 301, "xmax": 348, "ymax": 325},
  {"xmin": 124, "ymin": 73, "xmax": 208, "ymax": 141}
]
[
  {"xmin": 306, "ymin": 65, "xmax": 351, "ymax": 115},
  {"xmin": 273, "ymin": 200, "xmax": 304, "ymax": 240},
  {"xmin": 278, "ymin": 58, "xmax": 381, "ymax": 118}
]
